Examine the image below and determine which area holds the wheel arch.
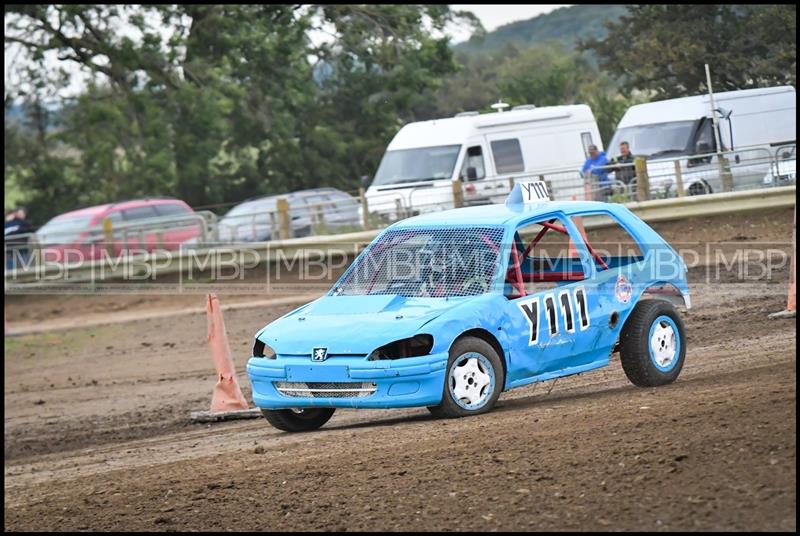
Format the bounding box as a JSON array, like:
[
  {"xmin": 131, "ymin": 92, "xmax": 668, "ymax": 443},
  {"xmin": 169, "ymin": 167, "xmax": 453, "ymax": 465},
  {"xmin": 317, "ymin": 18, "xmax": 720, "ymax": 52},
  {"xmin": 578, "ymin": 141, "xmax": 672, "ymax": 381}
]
[{"xmin": 451, "ymin": 328, "xmax": 508, "ymax": 388}]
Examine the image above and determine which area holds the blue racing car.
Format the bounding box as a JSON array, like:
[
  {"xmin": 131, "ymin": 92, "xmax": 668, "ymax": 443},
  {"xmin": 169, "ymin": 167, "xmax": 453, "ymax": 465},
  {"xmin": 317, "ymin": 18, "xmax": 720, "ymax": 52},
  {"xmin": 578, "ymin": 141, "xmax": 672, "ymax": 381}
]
[{"xmin": 247, "ymin": 182, "xmax": 690, "ymax": 432}]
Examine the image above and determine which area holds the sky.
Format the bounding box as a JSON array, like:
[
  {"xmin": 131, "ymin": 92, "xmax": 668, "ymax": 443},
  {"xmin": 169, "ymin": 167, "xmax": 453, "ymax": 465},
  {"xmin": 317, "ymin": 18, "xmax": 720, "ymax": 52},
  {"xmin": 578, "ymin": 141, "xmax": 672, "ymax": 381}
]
[
  {"xmin": 450, "ymin": 4, "xmax": 569, "ymax": 41},
  {"xmin": 5, "ymin": 5, "xmax": 569, "ymax": 100}
]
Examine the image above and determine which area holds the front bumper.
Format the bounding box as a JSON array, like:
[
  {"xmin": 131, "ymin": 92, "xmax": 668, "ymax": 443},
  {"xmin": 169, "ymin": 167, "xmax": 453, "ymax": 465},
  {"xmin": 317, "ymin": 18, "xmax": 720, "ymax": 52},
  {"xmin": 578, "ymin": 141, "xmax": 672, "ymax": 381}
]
[{"xmin": 246, "ymin": 353, "xmax": 448, "ymax": 409}]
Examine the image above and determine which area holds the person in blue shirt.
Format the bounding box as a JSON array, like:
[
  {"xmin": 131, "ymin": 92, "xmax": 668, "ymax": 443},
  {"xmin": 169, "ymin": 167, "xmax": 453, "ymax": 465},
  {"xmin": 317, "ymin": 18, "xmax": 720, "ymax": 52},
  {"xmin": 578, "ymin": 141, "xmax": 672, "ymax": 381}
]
[
  {"xmin": 581, "ymin": 144, "xmax": 611, "ymax": 201},
  {"xmin": 5, "ymin": 206, "xmax": 33, "ymax": 270}
]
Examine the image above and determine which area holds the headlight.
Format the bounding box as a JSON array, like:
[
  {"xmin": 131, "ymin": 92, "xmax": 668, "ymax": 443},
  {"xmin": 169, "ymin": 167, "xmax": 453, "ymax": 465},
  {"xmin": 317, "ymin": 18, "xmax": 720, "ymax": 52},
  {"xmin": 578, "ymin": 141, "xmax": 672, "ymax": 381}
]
[
  {"xmin": 368, "ymin": 334, "xmax": 433, "ymax": 361},
  {"xmin": 252, "ymin": 339, "xmax": 276, "ymax": 359}
]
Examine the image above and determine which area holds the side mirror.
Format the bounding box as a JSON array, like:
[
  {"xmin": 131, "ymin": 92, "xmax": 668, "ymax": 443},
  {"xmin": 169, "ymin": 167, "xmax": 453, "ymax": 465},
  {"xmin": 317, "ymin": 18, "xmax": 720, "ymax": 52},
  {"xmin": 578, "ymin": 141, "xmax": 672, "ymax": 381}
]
[{"xmin": 466, "ymin": 167, "xmax": 478, "ymax": 181}]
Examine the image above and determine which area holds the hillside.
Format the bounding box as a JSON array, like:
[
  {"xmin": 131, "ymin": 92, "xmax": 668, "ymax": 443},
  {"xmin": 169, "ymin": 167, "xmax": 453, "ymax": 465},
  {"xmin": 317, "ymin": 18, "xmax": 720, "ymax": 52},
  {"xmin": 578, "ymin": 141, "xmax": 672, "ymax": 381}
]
[{"xmin": 454, "ymin": 4, "xmax": 628, "ymax": 54}]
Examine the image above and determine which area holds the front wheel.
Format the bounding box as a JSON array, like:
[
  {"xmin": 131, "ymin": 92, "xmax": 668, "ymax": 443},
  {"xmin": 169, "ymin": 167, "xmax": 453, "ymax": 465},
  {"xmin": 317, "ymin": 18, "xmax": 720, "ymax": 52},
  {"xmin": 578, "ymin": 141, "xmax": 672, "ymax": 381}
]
[
  {"xmin": 261, "ymin": 407, "xmax": 335, "ymax": 432},
  {"xmin": 619, "ymin": 300, "xmax": 687, "ymax": 387},
  {"xmin": 428, "ymin": 336, "xmax": 504, "ymax": 418}
]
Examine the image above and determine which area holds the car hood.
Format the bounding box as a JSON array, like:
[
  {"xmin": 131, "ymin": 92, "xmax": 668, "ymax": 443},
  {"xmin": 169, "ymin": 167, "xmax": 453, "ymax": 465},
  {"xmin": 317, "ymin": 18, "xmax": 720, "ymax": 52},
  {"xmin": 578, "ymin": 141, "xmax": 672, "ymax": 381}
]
[{"xmin": 256, "ymin": 294, "xmax": 468, "ymax": 355}]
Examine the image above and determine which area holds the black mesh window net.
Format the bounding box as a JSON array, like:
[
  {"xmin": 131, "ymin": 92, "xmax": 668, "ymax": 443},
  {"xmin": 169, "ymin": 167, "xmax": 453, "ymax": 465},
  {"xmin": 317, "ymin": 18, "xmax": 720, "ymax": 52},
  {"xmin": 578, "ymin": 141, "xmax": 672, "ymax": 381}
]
[{"xmin": 332, "ymin": 226, "xmax": 506, "ymax": 298}]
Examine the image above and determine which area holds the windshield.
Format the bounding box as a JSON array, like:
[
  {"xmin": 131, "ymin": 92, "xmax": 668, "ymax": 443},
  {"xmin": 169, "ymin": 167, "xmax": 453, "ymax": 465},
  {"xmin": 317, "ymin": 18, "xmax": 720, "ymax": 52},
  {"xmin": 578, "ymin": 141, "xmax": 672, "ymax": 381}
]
[
  {"xmin": 221, "ymin": 199, "xmax": 277, "ymax": 226},
  {"xmin": 608, "ymin": 120, "xmax": 697, "ymax": 159},
  {"xmin": 332, "ymin": 226, "xmax": 504, "ymax": 298},
  {"xmin": 36, "ymin": 215, "xmax": 95, "ymax": 243},
  {"xmin": 372, "ymin": 145, "xmax": 461, "ymax": 186}
]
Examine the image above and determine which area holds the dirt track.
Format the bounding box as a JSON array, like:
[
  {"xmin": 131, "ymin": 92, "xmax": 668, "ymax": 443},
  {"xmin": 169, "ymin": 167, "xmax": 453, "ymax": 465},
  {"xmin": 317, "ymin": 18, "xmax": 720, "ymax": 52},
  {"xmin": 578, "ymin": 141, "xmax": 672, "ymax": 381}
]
[{"xmin": 4, "ymin": 209, "xmax": 797, "ymax": 531}]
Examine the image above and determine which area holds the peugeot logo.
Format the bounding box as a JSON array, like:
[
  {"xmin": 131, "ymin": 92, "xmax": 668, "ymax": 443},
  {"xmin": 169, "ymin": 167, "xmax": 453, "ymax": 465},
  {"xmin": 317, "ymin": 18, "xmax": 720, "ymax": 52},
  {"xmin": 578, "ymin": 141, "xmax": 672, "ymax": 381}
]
[{"xmin": 312, "ymin": 347, "xmax": 328, "ymax": 361}]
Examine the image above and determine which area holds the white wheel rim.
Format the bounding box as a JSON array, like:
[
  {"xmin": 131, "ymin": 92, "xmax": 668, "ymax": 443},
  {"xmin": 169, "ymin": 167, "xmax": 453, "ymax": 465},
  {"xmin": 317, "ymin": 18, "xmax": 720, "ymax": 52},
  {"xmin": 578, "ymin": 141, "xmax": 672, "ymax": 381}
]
[
  {"xmin": 450, "ymin": 355, "xmax": 493, "ymax": 408},
  {"xmin": 650, "ymin": 321, "xmax": 677, "ymax": 368}
]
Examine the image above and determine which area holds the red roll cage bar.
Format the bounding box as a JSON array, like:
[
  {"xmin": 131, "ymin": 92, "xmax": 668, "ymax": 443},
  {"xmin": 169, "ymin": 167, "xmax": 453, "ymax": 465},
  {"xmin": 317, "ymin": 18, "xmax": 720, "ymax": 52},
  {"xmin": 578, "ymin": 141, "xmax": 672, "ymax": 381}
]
[{"xmin": 507, "ymin": 218, "xmax": 609, "ymax": 298}]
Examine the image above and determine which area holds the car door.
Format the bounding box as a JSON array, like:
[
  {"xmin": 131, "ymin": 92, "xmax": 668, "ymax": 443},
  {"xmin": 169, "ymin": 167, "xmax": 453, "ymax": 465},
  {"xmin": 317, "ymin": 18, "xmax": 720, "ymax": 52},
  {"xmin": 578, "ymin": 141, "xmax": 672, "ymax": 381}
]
[
  {"xmin": 153, "ymin": 202, "xmax": 197, "ymax": 249},
  {"xmin": 326, "ymin": 191, "xmax": 361, "ymax": 228},
  {"xmin": 571, "ymin": 211, "xmax": 648, "ymax": 352},
  {"xmin": 499, "ymin": 213, "xmax": 604, "ymax": 386},
  {"xmin": 121, "ymin": 205, "xmax": 159, "ymax": 252}
]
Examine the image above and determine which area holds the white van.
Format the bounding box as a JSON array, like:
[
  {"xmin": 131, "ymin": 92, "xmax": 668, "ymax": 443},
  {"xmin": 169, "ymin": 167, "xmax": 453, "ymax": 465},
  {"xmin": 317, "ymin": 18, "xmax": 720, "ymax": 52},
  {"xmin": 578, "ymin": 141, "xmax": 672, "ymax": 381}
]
[
  {"xmin": 607, "ymin": 86, "xmax": 796, "ymax": 196},
  {"xmin": 364, "ymin": 104, "xmax": 602, "ymax": 220}
]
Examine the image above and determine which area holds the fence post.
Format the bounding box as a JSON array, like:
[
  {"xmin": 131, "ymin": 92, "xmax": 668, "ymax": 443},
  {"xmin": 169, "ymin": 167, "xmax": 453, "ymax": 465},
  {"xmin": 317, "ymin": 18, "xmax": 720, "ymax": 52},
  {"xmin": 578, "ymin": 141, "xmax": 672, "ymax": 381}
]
[
  {"xmin": 719, "ymin": 154, "xmax": 734, "ymax": 192},
  {"xmin": 359, "ymin": 187, "xmax": 371, "ymax": 231},
  {"xmin": 583, "ymin": 171, "xmax": 593, "ymax": 201},
  {"xmin": 673, "ymin": 160, "xmax": 685, "ymax": 197},
  {"xmin": 29, "ymin": 233, "xmax": 40, "ymax": 271},
  {"xmin": 452, "ymin": 180, "xmax": 464, "ymax": 208},
  {"xmin": 268, "ymin": 211, "xmax": 277, "ymax": 241},
  {"xmin": 102, "ymin": 217, "xmax": 114, "ymax": 258},
  {"xmin": 635, "ymin": 157, "xmax": 650, "ymax": 202},
  {"xmin": 314, "ymin": 204, "xmax": 325, "ymax": 233},
  {"xmin": 277, "ymin": 197, "xmax": 291, "ymax": 240}
]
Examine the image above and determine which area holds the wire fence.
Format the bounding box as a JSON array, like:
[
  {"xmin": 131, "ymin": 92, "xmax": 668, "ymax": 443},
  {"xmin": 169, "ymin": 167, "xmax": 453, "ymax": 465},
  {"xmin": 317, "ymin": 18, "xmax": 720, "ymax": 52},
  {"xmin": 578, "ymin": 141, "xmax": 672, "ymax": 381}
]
[{"xmin": 4, "ymin": 142, "xmax": 795, "ymax": 274}]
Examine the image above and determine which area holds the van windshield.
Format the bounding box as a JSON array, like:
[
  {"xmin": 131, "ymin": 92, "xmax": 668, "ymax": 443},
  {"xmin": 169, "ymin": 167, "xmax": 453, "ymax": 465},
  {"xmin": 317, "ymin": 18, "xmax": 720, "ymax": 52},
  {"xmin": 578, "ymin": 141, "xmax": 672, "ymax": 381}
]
[
  {"xmin": 372, "ymin": 145, "xmax": 461, "ymax": 186},
  {"xmin": 608, "ymin": 120, "xmax": 697, "ymax": 159}
]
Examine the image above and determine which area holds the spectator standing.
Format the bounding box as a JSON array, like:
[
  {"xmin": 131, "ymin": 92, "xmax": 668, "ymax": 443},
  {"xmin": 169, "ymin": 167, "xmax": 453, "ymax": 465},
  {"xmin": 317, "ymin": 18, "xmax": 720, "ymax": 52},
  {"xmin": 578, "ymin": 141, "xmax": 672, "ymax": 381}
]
[
  {"xmin": 5, "ymin": 206, "xmax": 33, "ymax": 270},
  {"xmin": 610, "ymin": 141, "xmax": 637, "ymax": 186},
  {"xmin": 581, "ymin": 144, "xmax": 610, "ymax": 201}
]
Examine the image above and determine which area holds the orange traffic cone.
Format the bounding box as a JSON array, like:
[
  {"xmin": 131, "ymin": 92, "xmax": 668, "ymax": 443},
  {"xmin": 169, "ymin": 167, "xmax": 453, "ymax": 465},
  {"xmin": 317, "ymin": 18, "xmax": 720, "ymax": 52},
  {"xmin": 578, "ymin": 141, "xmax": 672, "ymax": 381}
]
[{"xmin": 190, "ymin": 294, "xmax": 262, "ymax": 422}]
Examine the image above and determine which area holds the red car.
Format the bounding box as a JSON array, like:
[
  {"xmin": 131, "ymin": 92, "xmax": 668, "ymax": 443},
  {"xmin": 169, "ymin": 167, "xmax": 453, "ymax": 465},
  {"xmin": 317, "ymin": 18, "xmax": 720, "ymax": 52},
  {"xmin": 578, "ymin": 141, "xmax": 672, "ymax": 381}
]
[{"xmin": 35, "ymin": 198, "xmax": 202, "ymax": 262}]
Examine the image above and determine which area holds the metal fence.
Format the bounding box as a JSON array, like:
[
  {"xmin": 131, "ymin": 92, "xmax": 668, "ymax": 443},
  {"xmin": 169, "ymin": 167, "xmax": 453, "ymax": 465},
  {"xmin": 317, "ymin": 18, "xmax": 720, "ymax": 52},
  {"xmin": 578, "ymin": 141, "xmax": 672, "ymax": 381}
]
[{"xmin": 4, "ymin": 143, "xmax": 796, "ymax": 275}]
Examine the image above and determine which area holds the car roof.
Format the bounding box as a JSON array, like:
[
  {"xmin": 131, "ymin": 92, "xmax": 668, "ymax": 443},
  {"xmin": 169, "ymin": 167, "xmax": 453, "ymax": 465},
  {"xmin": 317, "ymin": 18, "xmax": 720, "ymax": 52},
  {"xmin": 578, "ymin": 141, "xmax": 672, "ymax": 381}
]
[
  {"xmin": 238, "ymin": 188, "xmax": 351, "ymax": 206},
  {"xmin": 51, "ymin": 198, "xmax": 187, "ymax": 221},
  {"xmin": 392, "ymin": 201, "xmax": 633, "ymax": 228}
]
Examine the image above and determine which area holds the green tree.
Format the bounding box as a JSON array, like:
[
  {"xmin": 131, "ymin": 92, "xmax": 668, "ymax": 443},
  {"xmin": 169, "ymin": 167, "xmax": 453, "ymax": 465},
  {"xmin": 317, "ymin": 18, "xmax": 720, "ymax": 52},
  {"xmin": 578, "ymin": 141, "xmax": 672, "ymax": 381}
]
[
  {"xmin": 5, "ymin": 5, "xmax": 479, "ymax": 223},
  {"xmin": 580, "ymin": 4, "xmax": 797, "ymax": 98}
]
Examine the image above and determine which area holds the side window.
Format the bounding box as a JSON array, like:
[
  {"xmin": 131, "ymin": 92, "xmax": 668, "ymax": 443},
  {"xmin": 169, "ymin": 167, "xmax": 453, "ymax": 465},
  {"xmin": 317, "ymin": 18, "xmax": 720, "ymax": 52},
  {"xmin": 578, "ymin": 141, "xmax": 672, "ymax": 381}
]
[
  {"xmin": 154, "ymin": 203, "xmax": 191, "ymax": 217},
  {"xmin": 575, "ymin": 213, "xmax": 644, "ymax": 271},
  {"xmin": 122, "ymin": 206, "xmax": 158, "ymax": 221},
  {"xmin": 290, "ymin": 198, "xmax": 311, "ymax": 220},
  {"xmin": 460, "ymin": 146, "xmax": 486, "ymax": 181},
  {"xmin": 689, "ymin": 119, "xmax": 716, "ymax": 166},
  {"xmin": 581, "ymin": 132, "xmax": 594, "ymax": 157},
  {"xmin": 505, "ymin": 216, "xmax": 586, "ymax": 298},
  {"xmin": 105, "ymin": 211, "xmax": 124, "ymax": 224},
  {"xmin": 490, "ymin": 139, "xmax": 525, "ymax": 174}
]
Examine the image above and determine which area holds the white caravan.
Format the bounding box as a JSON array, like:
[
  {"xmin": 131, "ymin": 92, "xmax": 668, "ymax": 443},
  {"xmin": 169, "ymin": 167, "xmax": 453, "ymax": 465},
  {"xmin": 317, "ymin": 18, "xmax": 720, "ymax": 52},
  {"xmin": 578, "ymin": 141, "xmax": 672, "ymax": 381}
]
[
  {"xmin": 364, "ymin": 104, "xmax": 602, "ymax": 220},
  {"xmin": 607, "ymin": 86, "xmax": 796, "ymax": 196}
]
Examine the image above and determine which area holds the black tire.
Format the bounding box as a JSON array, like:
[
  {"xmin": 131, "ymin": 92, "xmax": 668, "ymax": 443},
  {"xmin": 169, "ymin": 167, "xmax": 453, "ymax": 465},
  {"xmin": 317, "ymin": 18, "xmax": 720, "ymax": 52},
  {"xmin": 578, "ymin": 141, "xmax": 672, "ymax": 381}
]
[
  {"xmin": 687, "ymin": 180, "xmax": 712, "ymax": 196},
  {"xmin": 619, "ymin": 300, "xmax": 687, "ymax": 387},
  {"xmin": 261, "ymin": 407, "xmax": 335, "ymax": 432},
  {"xmin": 427, "ymin": 336, "xmax": 504, "ymax": 418}
]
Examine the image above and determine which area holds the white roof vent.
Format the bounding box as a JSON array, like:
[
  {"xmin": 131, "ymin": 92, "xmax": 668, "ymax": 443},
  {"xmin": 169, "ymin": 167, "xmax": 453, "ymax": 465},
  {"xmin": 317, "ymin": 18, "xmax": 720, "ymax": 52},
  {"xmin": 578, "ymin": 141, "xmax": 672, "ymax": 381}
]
[
  {"xmin": 512, "ymin": 104, "xmax": 537, "ymax": 111},
  {"xmin": 490, "ymin": 100, "xmax": 510, "ymax": 113},
  {"xmin": 454, "ymin": 111, "xmax": 480, "ymax": 117}
]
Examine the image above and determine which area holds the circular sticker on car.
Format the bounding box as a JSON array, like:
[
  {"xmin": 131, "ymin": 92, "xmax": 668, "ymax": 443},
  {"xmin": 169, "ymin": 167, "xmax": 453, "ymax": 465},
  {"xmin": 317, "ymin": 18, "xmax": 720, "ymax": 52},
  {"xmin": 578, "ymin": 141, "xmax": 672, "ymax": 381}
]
[{"xmin": 615, "ymin": 274, "xmax": 633, "ymax": 303}]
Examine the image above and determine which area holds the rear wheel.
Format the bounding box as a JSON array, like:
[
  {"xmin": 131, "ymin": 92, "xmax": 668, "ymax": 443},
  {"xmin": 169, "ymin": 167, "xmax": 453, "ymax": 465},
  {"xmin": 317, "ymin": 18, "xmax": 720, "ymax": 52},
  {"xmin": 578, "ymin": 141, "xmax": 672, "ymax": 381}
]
[
  {"xmin": 619, "ymin": 300, "xmax": 686, "ymax": 387},
  {"xmin": 428, "ymin": 336, "xmax": 504, "ymax": 418},
  {"xmin": 261, "ymin": 407, "xmax": 335, "ymax": 432},
  {"xmin": 687, "ymin": 180, "xmax": 712, "ymax": 196}
]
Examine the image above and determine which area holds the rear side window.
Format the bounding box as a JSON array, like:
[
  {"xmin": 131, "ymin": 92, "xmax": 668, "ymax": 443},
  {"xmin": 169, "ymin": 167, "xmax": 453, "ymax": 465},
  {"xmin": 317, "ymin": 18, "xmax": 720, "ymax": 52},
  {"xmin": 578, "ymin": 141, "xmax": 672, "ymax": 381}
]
[
  {"xmin": 122, "ymin": 206, "xmax": 158, "ymax": 221},
  {"xmin": 154, "ymin": 203, "xmax": 191, "ymax": 217},
  {"xmin": 490, "ymin": 139, "xmax": 525, "ymax": 174},
  {"xmin": 574, "ymin": 213, "xmax": 644, "ymax": 270}
]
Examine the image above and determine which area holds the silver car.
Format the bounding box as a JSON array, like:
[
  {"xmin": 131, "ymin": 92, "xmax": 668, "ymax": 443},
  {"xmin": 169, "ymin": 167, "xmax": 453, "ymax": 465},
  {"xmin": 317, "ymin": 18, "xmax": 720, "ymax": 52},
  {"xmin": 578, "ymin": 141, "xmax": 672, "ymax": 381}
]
[{"xmin": 217, "ymin": 188, "xmax": 361, "ymax": 242}]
